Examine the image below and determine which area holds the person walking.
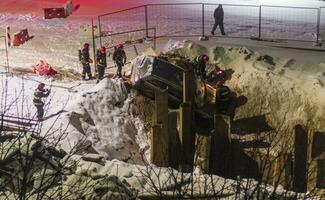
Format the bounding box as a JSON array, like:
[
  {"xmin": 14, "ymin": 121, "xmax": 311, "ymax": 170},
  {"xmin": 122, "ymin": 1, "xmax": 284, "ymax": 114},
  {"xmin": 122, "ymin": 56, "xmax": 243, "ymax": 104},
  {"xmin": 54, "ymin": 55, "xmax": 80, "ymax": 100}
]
[
  {"xmin": 79, "ymin": 43, "xmax": 93, "ymax": 80},
  {"xmin": 96, "ymin": 46, "xmax": 107, "ymax": 83},
  {"xmin": 33, "ymin": 83, "xmax": 51, "ymax": 121},
  {"xmin": 211, "ymin": 4, "xmax": 226, "ymax": 36},
  {"xmin": 112, "ymin": 44, "xmax": 127, "ymax": 78}
]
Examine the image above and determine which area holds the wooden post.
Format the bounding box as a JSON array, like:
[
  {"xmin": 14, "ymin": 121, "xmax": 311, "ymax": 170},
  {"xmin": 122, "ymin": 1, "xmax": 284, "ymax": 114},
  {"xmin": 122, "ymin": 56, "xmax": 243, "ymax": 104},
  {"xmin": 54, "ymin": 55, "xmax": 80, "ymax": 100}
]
[
  {"xmin": 150, "ymin": 90, "xmax": 169, "ymax": 167},
  {"xmin": 150, "ymin": 125, "xmax": 162, "ymax": 165},
  {"xmin": 179, "ymin": 102, "xmax": 194, "ymax": 172},
  {"xmin": 183, "ymin": 70, "xmax": 196, "ymax": 103},
  {"xmin": 168, "ymin": 111, "xmax": 178, "ymax": 168},
  {"xmin": 214, "ymin": 114, "xmax": 231, "ymax": 144},
  {"xmin": 195, "ymin": 134, "xmax": 212, "ymax": 173},
  {"xmin": 178, "ymin": 70, "xmax": 197, "ymax": 172},
  {"xmin": 293, "ymin": 125, "xmax": 308, "ymax": 193},
  {"xmin": 6, "ymin": 26, "xmax": 11, "ymax": 48},
  {"xmin": 211, "ymin": 114, "xmax": 231, "ymax": 174}
]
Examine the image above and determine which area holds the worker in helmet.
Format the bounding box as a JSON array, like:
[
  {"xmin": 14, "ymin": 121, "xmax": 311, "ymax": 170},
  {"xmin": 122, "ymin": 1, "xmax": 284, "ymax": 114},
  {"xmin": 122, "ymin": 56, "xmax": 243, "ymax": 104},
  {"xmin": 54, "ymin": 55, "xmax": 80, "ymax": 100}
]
[
  {"xmin": 214, "ymin": 65, "xmax": 226, "ymax": 83},
  {"xmin": 78, "ymin": 43, "xmax": 93, "ymax": 80},
  {"xmin": 33, "ymin": 83, "xmax": 51, "ymax": 121},
  {"xmin": 96, "ymin": 46, "xmax": 107, "ymax": 83},
  {"xmin": 215, "ymin": 80, "xmax": 232, "ymax": 115},
  {"xmin": 112, "ymin": 44, "xmax": 127, "ymax": 78},
  {"xmin": 195, "ymin": 55, "xmax": 209, "ymax": 79}
]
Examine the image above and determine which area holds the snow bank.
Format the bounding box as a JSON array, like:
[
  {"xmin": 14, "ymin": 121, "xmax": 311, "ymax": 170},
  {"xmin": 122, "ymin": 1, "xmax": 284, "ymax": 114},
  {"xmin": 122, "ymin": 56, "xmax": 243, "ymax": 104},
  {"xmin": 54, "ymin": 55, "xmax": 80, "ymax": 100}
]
[{"xmin": 57, "ymin": 78, "xmax": 149, "ymax": 163}]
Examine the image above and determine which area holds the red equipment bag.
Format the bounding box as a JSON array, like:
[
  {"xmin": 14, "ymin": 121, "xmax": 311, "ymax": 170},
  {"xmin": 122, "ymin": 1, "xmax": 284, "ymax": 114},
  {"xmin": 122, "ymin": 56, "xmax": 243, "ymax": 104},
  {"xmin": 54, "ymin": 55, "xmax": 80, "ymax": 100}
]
[
  {"xmin": 43, "ymin": 8, "xmax": 67, "ymax": 19},
  {"xmin": 12, "ymin": 29, "xmax": 31, "ymax": 47},
  {"xmin": 32, "ymin": 60, "xmax": 57, "ymax": 76}
]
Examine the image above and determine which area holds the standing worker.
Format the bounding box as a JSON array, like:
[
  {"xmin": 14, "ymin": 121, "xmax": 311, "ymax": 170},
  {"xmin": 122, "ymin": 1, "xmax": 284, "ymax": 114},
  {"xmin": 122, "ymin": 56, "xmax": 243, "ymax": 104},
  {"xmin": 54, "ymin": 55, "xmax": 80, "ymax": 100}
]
[
  {"xmin": 79, "ymin": 43, "xmax": 93, "ymax": 80},
  {"xmin": 215, "ymin": 80, "xmax": 232, "ymax": 115},
  {"xmin": 33, "ymin": 83, "xmax": 51, "ymax": 121},
  {"xmin": 195, "ymin": 54, "xmax": 209, "ymax": 80},
  {"xmin": 96, "ymin": 46, "xmax": 107, "ymax": 83},
  {"xmin": 113, "ymin": 44, "xmax": 127, "ymax": 78},
  {"xmin": 211, "ymin": 4, "xmax": 226, "ymax": 36}
]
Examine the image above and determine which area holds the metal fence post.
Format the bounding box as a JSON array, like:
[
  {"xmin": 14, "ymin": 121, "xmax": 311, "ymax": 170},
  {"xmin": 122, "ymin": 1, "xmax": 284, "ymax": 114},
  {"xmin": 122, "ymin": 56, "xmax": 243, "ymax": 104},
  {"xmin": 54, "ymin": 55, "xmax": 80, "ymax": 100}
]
[
  {"xmin": 5, "ymin": 36, "xmax": 9, "ymax": 73},
  {"xmin": 316, "ymin": 8, "xmax": 321, "ymax": 43},
  {"xmin": 98, "ymin": 16, "xmax": 102, "ymax": 46},
  {"xmin": 202, "ymin": 3, "xmax": 205, "ymax": 37},
  {"xmin": 145, "ymin": 5, "xmax": 149, "ymax": 37},
  {"xmin": 259, "ymin": 5, "xmax": 262, "ymax": 40}
]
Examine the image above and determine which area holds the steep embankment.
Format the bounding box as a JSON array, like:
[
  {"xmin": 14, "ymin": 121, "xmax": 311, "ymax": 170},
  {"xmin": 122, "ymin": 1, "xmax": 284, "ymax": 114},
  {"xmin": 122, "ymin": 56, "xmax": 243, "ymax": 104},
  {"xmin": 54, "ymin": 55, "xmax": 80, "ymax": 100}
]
[{"xmin": 170, "ymin": 41, "xmax": 325, "ymax": 153}]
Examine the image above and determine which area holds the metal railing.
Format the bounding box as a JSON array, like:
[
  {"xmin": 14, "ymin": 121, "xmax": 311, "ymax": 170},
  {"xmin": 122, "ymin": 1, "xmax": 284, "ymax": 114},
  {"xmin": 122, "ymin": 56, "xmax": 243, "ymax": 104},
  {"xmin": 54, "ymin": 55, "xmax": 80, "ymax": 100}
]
[
  {"xmin": 97, "ymin": 27, "xmax": 156, "ymax": 64},
  {"xmin": 98, "ymin": 3, "xmax": 325, "ymax": 43}
]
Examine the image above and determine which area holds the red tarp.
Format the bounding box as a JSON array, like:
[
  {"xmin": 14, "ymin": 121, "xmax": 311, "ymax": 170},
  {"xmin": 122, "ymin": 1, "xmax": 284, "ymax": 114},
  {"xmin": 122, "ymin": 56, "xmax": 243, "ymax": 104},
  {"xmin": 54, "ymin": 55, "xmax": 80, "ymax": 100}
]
[{"xmin": 32, "ymin": 60, "xmax": 57, "ymax": 76}]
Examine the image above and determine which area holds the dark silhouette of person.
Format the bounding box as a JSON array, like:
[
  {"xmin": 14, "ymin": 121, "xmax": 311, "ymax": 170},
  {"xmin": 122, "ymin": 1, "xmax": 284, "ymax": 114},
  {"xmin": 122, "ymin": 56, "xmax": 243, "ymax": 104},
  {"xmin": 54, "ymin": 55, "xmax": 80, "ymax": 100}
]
[{"xmin": 211, "ymin": 4, "xmax": 226, "ymax": 36}]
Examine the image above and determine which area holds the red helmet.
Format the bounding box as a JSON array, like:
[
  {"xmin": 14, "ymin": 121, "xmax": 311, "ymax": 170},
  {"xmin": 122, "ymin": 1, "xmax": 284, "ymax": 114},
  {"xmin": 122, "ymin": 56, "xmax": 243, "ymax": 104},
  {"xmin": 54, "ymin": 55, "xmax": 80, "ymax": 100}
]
[
  {"xmin": 99, "ymin": 46, "xmax": 106, "ymax": 53},
  {"xmin": 117, "ymin": 44, "xmax": 124, "ymax": 49},
  {"xmin": 202, "ymin": 55, "xmax": 209, "ymax": 62},
  {"xmin": 83, "ymin": 43, "xmax": 90, "ymax": 49},
  {"xmin": 215, "ymin": 66, "xmax": 222, "ymax": 74},
  {"xmin": 38, "ymin": 83, "xmax": 45, "ymax": 91}
]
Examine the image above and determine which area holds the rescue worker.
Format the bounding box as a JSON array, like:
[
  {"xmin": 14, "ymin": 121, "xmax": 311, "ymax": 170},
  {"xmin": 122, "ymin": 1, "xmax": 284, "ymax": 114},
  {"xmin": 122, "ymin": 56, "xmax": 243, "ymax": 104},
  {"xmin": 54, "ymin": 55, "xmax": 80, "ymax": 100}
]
[
  {"xmin": 214, "ymin": 66, "xmax": 226, "ymax": 83},
  {"xmin": 79, "ymin": 43, "xmax": 93, "ymax": 80},
  {"xmin": 215, "ymin": 80, "xmax": 232, "ymax": 115},
  {"xmin": 96, "ymin": 46, "xmax": 107, "ymax": 83},
  {"xmin": 211, "ymin": 4, "xmax": 226, "ymax": 36},
  {"xmin": 195, "ymin": 55, "xmax": 209, "ymax": 79},
  {"xmin": 33, "ymin": 83, "xmax": 50, "ymax": 121},
  {"xmin": 112, "ymin": 44, "xmax": 127, "ymax": 78}
]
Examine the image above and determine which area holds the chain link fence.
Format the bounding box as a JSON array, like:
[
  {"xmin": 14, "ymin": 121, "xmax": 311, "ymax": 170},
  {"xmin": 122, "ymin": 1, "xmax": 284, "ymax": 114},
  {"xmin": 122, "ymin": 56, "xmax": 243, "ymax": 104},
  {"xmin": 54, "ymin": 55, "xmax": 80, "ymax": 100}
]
[
  {"xmin": 100, "ymin": 28, "xmax": 156, "ymax": 64},
  {"xmin": 98, "ymin": 3, "xmax": 325, "ymax": 43},
  {"xmin": 320, "ymin": 7, "xmax": 325, "ymax": 41}
]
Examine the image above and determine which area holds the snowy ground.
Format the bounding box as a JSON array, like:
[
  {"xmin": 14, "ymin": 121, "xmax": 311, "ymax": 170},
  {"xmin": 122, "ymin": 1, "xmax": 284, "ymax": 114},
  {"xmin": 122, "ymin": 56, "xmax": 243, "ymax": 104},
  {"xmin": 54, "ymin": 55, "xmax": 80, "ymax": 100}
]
[
  {"xmin": 0, "ymin": 5, "xmax": 324, "ymax": 198},
  {"xmin": 0, "ymin": 6, "xmax": 324, "ymax": 160}
]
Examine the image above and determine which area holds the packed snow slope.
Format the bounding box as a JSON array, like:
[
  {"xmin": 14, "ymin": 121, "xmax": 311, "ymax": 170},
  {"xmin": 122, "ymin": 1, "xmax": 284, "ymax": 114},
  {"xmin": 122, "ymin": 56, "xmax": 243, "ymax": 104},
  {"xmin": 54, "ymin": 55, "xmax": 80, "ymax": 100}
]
[
  {"xmin": 49, "ymin": 78, "xmax": 150, "ymax": 163},
  {"xmin": 168, "ymin": 40, "xmax": 325, "ymax": 153}
]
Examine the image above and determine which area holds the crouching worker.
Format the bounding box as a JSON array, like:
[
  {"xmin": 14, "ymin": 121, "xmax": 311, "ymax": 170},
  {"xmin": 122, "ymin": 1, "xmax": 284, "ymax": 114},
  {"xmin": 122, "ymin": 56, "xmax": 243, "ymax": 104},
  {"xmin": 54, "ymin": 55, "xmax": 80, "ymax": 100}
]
[
  {"xmin": 33, "ymin": 83, "xmax": 50, "ymax": 121},
  {"xmin": 208, "ymin": 65, "xmax": 226, "ymax": 84},
  {"xmin": 113, "ymin": 44, "xmax": 127, "ymax": 78},
  {"xmin": 215, "ymin": 80, "xmax": 232, "ymax": 115},
  {"xmin": 195, "ymin": 54, "xmax": 209, "ymax": 80},
  {"xmin": 96, "ymin": 46, "xmax": 107, "ymax": 83},
  {"xmin": 79, "ymin": 43, "xmax": 93, "ymax": 80}
]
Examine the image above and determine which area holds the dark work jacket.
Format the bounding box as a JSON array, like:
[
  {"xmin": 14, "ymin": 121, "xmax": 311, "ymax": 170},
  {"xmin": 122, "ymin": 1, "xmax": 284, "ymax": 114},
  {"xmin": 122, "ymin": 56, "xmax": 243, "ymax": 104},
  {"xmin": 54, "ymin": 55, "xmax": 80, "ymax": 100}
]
[
  {"xmin": 113, "ymin": 49, "xmax": 126, "ymax": 66},
  {"xmin": 214, "ymin": 7, "xmax": 224, "ymax": 22},
  {"xmin": 80, "ymin": 48, "xmax": 90, "ymax": 64},
  {"xmin": 33, "ymin": 89, "xmax": 50, "ymax": 106},
  {"xmin": 195, "ymin": 55, "xmax": 207, "ymax": 79},
  {"xmin": 216, "ymin": 85, "xmax": 231, "ymax": 103},
  {"xmin": 96, "ymin": 51, "xmax": 107, "ymax": 68}
]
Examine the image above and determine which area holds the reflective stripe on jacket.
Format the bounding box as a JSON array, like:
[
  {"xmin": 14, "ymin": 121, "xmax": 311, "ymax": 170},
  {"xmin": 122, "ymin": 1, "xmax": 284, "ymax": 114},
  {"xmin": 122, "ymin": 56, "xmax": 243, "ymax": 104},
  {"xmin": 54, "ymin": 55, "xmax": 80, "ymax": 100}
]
[
  {"xmin": 33, "ymin": 89, "xmax": 50, "ymax": 106},
  {"xmin": 216, "ymin": 86, "xmax": 231, "ymax": 102}
]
